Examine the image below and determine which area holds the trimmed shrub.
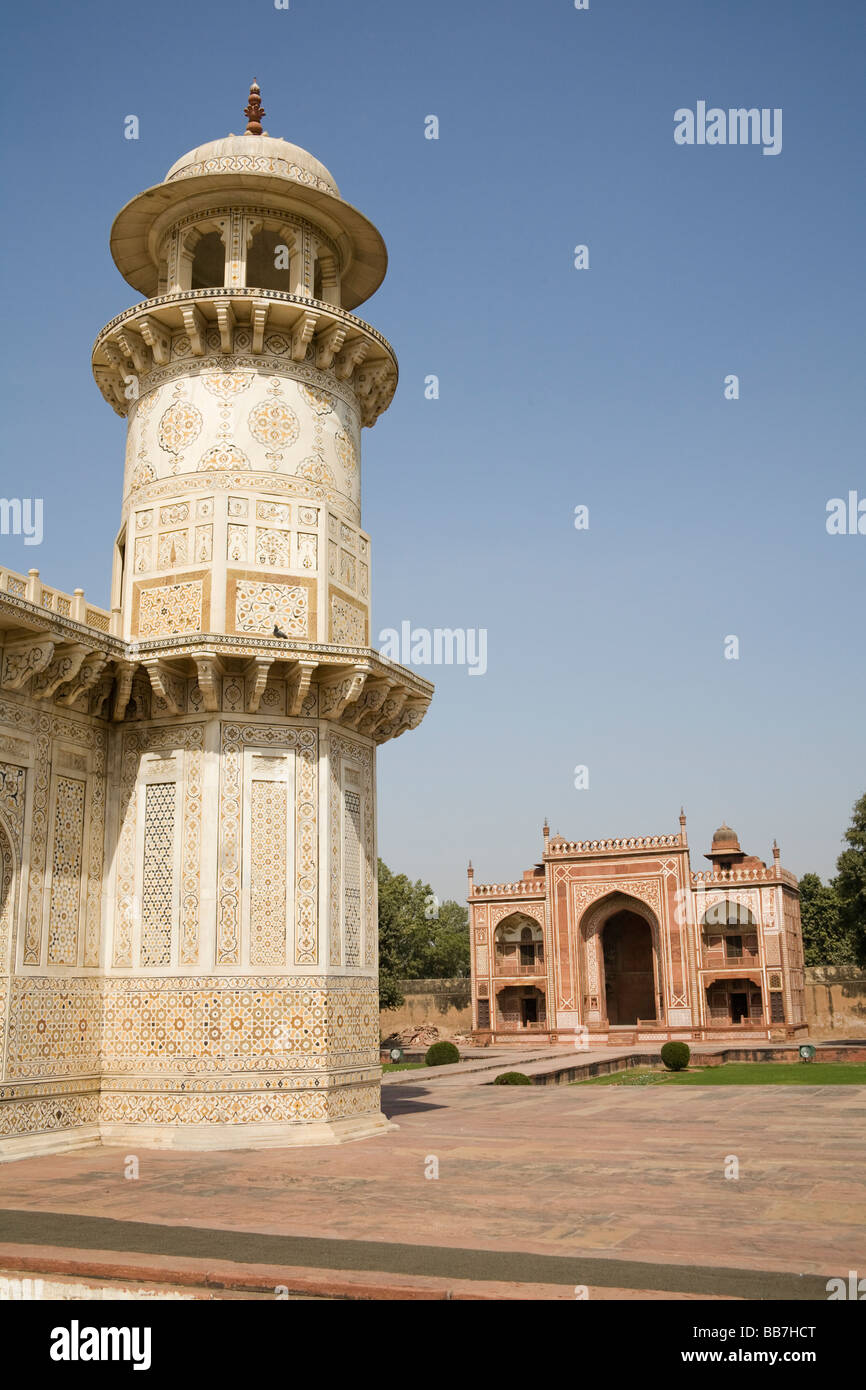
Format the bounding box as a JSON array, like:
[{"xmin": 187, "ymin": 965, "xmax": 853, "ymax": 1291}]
[
  {"xmin": 425, "ymin": 1041, "xmax": 460, "ymax": 1067},
  {"xmin": 493, "ymin": 1071, "xmax": 532, "ymax": 1086},
  {"xmin": 660, "ymin": 1041, "xmax": 691, "ymax": 1072}
]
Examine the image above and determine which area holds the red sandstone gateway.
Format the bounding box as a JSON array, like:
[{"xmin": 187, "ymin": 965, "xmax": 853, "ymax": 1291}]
[{"xmin": 468, "ymin": 817, "xmax": 807, "ymax": 1046}]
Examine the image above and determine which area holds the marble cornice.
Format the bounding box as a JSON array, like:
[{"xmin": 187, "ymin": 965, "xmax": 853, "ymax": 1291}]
[
  {"xmin": 0, "ymin": 590, "xmax": 123, "ymax": 654},
  {"xmin": 0, "ymin": 589, "xmax": 431, "ymax": 742},
  {"xmin": 92, "ymin": 287, "xmax": 398, "ymax": 426}
]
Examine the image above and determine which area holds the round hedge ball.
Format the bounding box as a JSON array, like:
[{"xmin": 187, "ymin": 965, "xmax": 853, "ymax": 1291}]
[
  {"xmin": 425, "ymin": 1041, "xmax": 460, "ymax": 1067},
  {"xmin": 493, "ymin": 1071, "xmax": 532, "ymax": 1085},
  {"xmin": 660, "ymin": 1041, "xmax": 691, "ymax": 1072}
]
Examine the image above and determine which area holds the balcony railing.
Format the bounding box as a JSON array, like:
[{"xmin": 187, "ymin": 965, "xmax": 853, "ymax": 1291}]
[
  {"xmin": 707, "ymin": 1015, "xmax": 767, "ymax": 1028},
  {"xmin": 470, "ymin": 880, "xmax": 546, "ymax": 897},
  {"xmin": 493, "ymin": 957, "xmax": 545, "ymax": 977},
  {"xmin": 0, "ymin": 565, "xmax": 114, "ymax": 633},
  {"xmin": 703, "ymin": 950, "xmax": 761, "ymax": 967}
]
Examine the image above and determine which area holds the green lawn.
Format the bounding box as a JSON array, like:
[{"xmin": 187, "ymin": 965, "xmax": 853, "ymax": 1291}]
[
  {"xmin": 574, "ymin": 1062, "xmax": 866, "ymax": 1087},
  {"xmin": 381, "ymin": 1061, "xmax": 426, "ymax": 1072}
]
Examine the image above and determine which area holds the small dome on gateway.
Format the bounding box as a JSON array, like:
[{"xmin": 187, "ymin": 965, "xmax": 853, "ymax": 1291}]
[{"xmin": 711, "ymin": 822, "xmax": 741, "ymax": 851}]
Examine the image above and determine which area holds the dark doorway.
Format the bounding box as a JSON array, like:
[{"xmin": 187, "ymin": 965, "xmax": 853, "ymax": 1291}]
[
  {"xmin": 521, "ymin": 996, "xmax": 538, "ymax": 1025},
  {"xmin": 602, "ymin": 911, "xmax": 656, "ymax": 1025},
  {"xmin": 730, "ymin": 991, "xmax": 749, "ymax": 1023}
]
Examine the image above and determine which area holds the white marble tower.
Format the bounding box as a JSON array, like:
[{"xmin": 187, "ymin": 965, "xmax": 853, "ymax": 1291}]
[{"xmin": 0, "ymin": 84, "xmax": 431, "ymax": 1157}]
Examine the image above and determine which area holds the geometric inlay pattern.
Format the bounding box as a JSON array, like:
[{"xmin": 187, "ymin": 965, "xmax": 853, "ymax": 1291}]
[
  {"xmin": 1, "ymin": 976, "xmax": 381, "ymax": 1093},
  {"xmin": 343, "ymin": 786, "xmax": 362, "ymax": 968},
  {"xmin": 113, "ymin": 726, "xmax": 203, "ymax": 969},
  {"xmin": 328, "ymin": 733, "xmax": 375, "ymax": 970},
  {"xmin": 84, "ymin": 731, "xmax": 107, "ymax": 969},
  {"xmin": 5, "ymin": 977, "xmax": 103, "ymax": 1079},
  {"xmin": 23, "ymin": 715, "xmax": 51, "ymax": 965},
  {"xmin": 218, "ymin": 726, "xmax": 317, "ymax": 967},
  {"xmin": 47, "ymin": 777, "xmax": 86, "ymax": 966},
  {"xmin": 140, "ymin": 782, "xmax": 175, "ymax": 967},
  {"xmin": 330, "ymin": 592, "xmax": 366, "ymax": 645},
  {"xmin": 249, "ymin": 780, "xmax": 288, "ymax": 967},
  {"xmin": 235, "ymin": 581, "xmax": 307, "ymax": 637},
  {"xmin": 138, "ymin": 581, "xmax": 203, "ymax": 638}
]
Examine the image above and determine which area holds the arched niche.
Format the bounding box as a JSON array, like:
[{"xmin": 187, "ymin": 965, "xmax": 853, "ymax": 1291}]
[
  {"xmin": 578, "ymin": 891, "xmax": 662, "ymax": 1027},
  {"xmin": 493, "ymin": 911, "xmax": 544, "ymax": 975}
]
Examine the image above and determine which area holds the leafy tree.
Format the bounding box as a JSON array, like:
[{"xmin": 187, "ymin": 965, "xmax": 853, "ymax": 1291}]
[
  {"xmin": 798, "ymin": 873, "xmax": 852, "ymax": 966},
  {"xmin": 377, "ymin": 860, "xmax": 470, "ymax": 1010},
  {"xmin": 835, "ymin": 792, "xmax": 866, "ymax": 965},
  {"xmin": 797, "ymin": 795, "xmax": 866, "ymax": 967}
]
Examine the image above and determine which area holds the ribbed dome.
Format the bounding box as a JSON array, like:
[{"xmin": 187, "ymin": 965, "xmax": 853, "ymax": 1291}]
[{"xmin": 164, "ymin": 133, "xmax": 340, "ymax": 198}]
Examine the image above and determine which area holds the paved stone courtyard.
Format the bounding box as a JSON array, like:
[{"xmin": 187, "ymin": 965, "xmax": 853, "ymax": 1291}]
[{"xmin": 0, "ymin": 1051, "xmax": 863, "ymax": 1299}]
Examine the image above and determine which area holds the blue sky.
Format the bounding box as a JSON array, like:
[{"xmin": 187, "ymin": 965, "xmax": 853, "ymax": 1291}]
[{"xmin": 1, "ymin": 0, "xmax": 863, "ymax": 901}]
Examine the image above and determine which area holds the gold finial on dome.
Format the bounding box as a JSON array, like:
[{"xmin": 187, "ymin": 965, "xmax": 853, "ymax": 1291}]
[{"xmin": 244, "ymin": 80, "xmax": 266, "ymax": 136}]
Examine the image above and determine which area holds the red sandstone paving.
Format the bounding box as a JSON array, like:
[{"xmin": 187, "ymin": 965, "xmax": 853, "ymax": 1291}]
[{"xmin": 0, "ymin": 1082, "xmax": 862, "ymax": 1281}]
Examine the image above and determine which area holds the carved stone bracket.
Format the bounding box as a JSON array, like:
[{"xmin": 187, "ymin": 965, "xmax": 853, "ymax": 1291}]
[
  {"xmin": 355, "ymin": 361, "xmax": 397, "ymax": 426},
  {"xmin": 92, "ymin": 291, "xmax": 399, "ymax": 420},
  {"xmin": 397, "ymin": 697, "xmax": 429, "ymax": 736},
  {"xmin": 244, "ymin": 656, "xmax": 273, "ymax": 713},
  {"xmin": 291, "ymin": 310, "xmax": 319, "ymax": 362},
  {"xmin": 58, "ymin": 651, "xmax": 110, "ymax": 707},
  {"xmin": 250, "ymin": 298, "xmax": 270, "ymax": 353},
  {"xmin": 372, "ymin": 684, "xmax": 407, "ymax": 735},
  {"xmin": 138, "ymin": 315, "xmax": 171, "ymax": 366},
  {"xmin": 287, "ymin": 659, "xmax": 318, "ymax": 716},
  {"xmin": 192, "ymin": 653, "xmax": 221, "ymax": 711},
  {"xmin": 113, "ymin": 326, "xmax": 150, "ymax": 374},
  {"xmin": 93, "ymin": 365, "xmax": 126, "ymax": 411},
  {"xmin": 179, "ymin": 303, "xmax": 206, "ymax": 356},
  {"xmin": 102, "ymin": 340, "xmax": 125, "ymax": 372},
  {"xmin": 91, "ymin": 670, "xmax": 115, "ymax": 719},
  {"xmin": 112, "ymin": 662, "xmax": 136, "ymax": 721},
  {"xmin": 212, "ymin": 298, "xmax": 236, "ymax": 354},
  {"xmin": 1, "ymin": 636, "xmax": 56, "ymax": 690},
  {"xmin": 143, "ymin": 659, "xmax": 183, "ymax": 715},
  {"xmin": 31, "ymin": 643, "xmax": 88, "ymax": 700},
  {"xmin": 334, "ymin": 337, "xmax": 369, "ymax": 382},
  {"xmin": 319, "ymin": 667, "xmax": 368, "ymax": 720},
  {"xmin": 345, "ymin": 676, "xmax": 390, "ymax": 732},
  {"xmin": 314, "ymin": 323, "xmax": 347, "ymax": 371}
]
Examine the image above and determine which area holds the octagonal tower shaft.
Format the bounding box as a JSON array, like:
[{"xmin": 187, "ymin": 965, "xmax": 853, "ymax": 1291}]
[{"xmin": 78, "ymin": 89, "xmax": 432, "ymax": 1149}]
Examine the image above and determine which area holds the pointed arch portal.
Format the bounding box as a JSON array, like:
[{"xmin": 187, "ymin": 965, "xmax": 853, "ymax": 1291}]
[
  {"xmin": 578, "ymin": 892, "xmax": 662, "ymax": 1028},
  {"xmin": 602, "ymin": 910, "xmax": 656, "ymax": 1025}
]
